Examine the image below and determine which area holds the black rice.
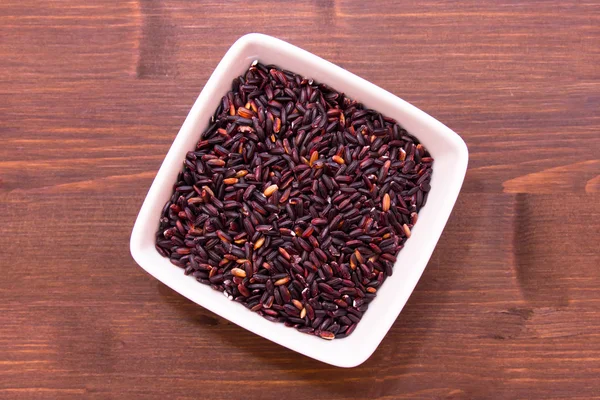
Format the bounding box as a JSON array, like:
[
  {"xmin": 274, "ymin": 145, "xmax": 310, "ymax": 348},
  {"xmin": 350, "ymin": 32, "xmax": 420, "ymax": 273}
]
[{"xmin": 155, "ymin": 61, "xmax": 434, "ymax": 339}]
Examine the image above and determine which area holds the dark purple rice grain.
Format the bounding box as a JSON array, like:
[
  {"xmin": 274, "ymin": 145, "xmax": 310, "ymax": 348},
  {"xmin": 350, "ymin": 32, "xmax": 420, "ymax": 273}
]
[{"xmin": 155, "ymin": 61, "xmax": 433, "ymax": 340}]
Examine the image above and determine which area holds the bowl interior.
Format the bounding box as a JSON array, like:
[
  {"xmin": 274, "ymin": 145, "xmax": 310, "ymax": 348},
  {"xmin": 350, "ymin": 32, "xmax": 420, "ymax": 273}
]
[{"xmin": 130, "ymin": 34, "xmax": 467, "ymax": 367}]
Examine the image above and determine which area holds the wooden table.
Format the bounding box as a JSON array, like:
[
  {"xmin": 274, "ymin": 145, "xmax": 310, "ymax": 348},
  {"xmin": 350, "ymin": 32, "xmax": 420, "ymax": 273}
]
[{"xmin": 1, "ymin": 1, "xmax": 599, "ymax": 398}]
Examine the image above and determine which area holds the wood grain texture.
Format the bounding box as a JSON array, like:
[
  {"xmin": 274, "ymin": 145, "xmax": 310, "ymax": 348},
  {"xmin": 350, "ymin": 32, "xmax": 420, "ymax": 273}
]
[{"xmin": 1, "ymin": 1, "xmax": 599, "ymax": 399}]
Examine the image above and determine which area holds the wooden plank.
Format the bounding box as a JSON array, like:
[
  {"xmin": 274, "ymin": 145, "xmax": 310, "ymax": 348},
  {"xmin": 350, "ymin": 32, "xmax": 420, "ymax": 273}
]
[{"xmin": 0, "ymin": 0, "xmax": 599, "ymax": 398}]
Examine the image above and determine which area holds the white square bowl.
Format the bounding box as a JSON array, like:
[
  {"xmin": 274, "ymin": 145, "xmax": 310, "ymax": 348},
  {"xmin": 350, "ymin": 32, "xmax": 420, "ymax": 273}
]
[{"xmin": 130, "ymin": 33, "xmax": 468, "ymax": 368}]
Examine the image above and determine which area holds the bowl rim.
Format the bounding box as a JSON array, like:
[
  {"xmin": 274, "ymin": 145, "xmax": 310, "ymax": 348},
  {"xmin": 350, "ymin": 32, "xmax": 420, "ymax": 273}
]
[{"xmin": 130, "ymin": 33, "xmax": 468, "ymax": 368}]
